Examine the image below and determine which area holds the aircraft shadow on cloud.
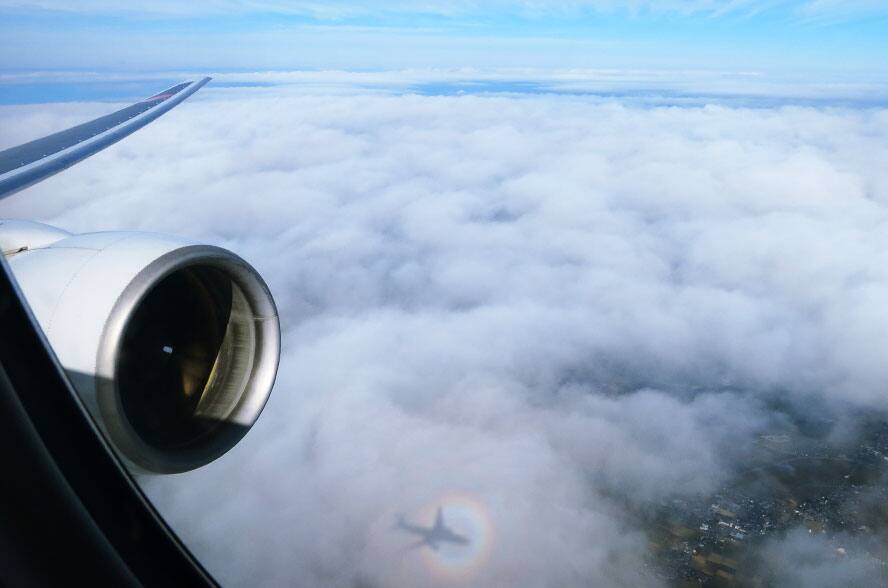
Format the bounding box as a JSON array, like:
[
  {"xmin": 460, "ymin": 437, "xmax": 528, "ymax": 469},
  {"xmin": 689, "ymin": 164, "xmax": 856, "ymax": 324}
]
[{"xmin": 395, "ymin": 507, "xmax": 470, "ymax": 551}]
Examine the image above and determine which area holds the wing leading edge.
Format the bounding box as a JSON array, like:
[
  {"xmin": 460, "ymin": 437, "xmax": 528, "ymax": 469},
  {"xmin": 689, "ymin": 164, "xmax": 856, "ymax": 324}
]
[{"xmin": 0, "ymin": 77, "xmax": 211, "ymax": 200}]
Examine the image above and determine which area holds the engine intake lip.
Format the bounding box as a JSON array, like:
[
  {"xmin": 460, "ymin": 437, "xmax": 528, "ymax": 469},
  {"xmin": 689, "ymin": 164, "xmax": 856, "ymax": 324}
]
[{"xmin": 96, "ymin": 245, "xmax": 280, "ymax": 474}]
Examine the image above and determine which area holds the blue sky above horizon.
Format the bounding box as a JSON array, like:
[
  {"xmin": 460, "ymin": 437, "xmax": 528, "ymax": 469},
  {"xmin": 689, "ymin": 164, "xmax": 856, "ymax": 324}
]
[
  {"xmin": 2, "ymin": 1, "xmax": 887, "ymax": 73},
  {"xmin": 1, "ymin": 1, "xmax": 887, "ymax": 106}
]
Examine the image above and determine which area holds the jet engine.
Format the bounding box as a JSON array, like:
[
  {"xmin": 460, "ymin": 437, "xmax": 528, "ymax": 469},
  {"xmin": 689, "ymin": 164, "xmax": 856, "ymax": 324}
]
[{"xmin": 0, "ymin": 220, "xmax": 280, "ymax": 474}]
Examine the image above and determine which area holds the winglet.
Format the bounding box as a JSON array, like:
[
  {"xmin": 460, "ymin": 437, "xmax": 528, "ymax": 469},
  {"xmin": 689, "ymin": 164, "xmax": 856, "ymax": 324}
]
[{"xmin": 0, "ymin": 77, "xmax": 211, "ymax": 200}]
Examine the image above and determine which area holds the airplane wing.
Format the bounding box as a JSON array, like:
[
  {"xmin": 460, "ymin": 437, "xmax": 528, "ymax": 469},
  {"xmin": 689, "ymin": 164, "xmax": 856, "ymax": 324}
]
[{"xmin": 0, "ymin": 77, "xmax": 210, "ymax": 200}]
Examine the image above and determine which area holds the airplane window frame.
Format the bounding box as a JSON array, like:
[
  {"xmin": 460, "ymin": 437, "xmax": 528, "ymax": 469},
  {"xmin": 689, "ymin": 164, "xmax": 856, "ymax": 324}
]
[{"xmin": 0, "ymin": 255, "xmax": 216, "ymax": 587}]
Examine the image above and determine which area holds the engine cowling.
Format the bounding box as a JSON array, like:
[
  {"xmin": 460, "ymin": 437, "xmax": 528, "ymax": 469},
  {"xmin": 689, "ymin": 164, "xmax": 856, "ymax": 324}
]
[{"xmin": 0, "ymin": 220, "xmax": 280, "ymax": 474}]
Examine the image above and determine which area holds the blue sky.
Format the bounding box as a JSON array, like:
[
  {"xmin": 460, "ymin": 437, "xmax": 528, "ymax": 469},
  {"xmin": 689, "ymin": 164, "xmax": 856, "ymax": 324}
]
[{"xmin": 1, "ymin": 1, "xmax": 887, "ymax": 74}]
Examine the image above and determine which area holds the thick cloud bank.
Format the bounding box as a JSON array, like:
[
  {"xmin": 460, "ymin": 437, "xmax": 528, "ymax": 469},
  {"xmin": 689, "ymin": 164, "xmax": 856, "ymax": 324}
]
[{"xmin": 2, "ymin": 89, "xmax": 888, "ymax": 586}]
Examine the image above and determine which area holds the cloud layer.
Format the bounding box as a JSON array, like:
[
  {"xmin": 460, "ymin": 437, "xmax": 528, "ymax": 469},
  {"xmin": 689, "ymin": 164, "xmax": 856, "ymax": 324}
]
[{"xmin": 2, "ymin": 86, "xmax": 888, "ymax": 586}]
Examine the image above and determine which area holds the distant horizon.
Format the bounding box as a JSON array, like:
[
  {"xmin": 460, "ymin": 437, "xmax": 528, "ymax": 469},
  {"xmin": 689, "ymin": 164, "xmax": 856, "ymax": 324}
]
[{"xmin": 2, "ymin": 67, "xmax": 888, "ymax": 108}]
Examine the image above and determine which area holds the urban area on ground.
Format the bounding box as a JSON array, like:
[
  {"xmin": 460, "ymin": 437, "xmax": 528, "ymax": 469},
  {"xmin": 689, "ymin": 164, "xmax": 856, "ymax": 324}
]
[{"xmin": 648, "ymin": 415, "xmax": 888, "ymax": 586}]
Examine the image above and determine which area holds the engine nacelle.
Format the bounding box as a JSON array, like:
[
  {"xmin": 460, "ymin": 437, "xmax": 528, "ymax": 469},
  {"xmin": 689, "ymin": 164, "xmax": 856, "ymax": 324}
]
[{"xmin": 0, "ymin": 220, "xmax": 280, "ymax": 474}]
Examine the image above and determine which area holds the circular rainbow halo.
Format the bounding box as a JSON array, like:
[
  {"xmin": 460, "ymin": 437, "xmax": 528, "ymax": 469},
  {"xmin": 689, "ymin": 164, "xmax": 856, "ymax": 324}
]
[{"xmin": 418, "ymin": 494, "xmax": 495, "ymax": 580}]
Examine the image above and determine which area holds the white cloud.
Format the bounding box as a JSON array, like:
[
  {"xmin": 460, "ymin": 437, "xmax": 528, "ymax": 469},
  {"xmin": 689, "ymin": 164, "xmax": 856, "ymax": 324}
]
[
  {"xmin": 2, "ymin": 85, "xmax": 888, "ymax": 585},
  {"xmin": 757, "ymin": 529, "xmax": 888, "ymax": 587},
  {"xmin": 799, "ymin": 0, "xmax": 888, "ymax": 18}
]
